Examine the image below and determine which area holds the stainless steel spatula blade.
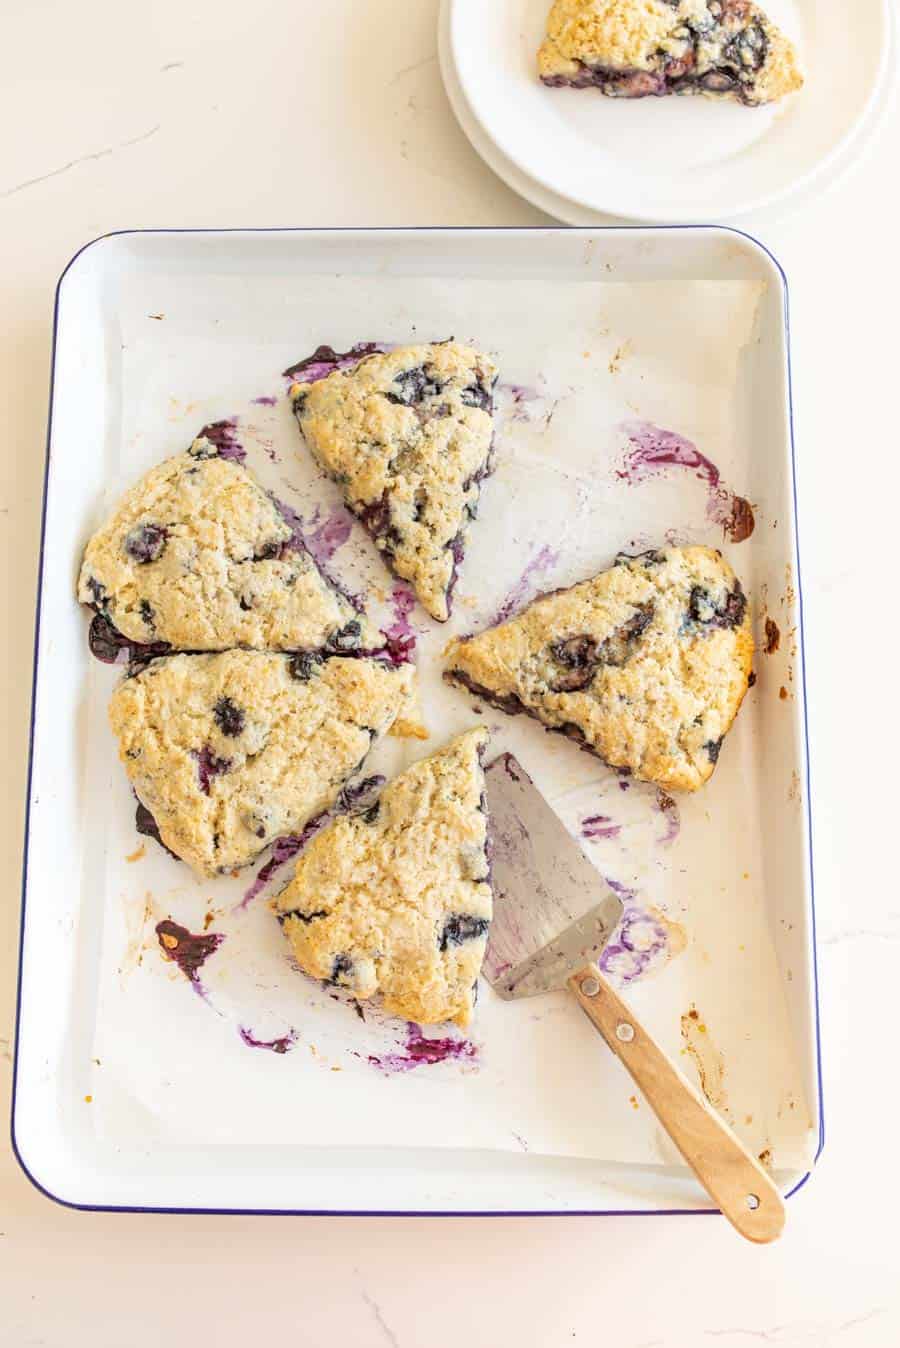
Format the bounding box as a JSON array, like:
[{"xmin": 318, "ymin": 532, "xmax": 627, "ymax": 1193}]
[
  {"xmin": 484, "ymin": 753, "xmax": 623, "ymax": 1000},
  {"xmin": 481, "ymin": 752, "xmax": 788, "ymax": 1245}
]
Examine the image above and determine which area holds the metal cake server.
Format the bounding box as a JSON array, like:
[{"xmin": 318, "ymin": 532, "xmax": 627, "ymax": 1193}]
[{"xmin": 484, "ymin": 752, "xmax": 785, "ymax": 1244}]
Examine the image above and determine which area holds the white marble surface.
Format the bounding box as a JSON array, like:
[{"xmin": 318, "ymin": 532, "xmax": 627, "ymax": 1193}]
[{"xmin": 1, "ymin": 2, "xmax": 898, "ymax": 1343}]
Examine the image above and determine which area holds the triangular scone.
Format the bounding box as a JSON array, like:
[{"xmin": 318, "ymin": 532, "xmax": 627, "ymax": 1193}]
[
  {"xmin": 109, "ymin": 651, "xmax": 416, "ymax": 875},
  {"xmin": 273, "ymin": 728, "xmax": 492, "ymax": 1028},
  {"xmin": 78, "ymin": 434, "xmax": 376, "ymax": 655},
  {"xmin": 538, "ymin": 0, "xmax": 803, "ymax": 106},
  {"xmin": 289, "ymin": 342, "xmax": 498, "ymax": 622},
  {"xmin": 445, "ymin": 547, "xmax": 753, "ymax": 793}
]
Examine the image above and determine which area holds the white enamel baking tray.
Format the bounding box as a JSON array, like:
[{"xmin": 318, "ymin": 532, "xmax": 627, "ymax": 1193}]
[{"xmin": 13, "ymin": 228, "xmax": 822, "ymax": 1215}]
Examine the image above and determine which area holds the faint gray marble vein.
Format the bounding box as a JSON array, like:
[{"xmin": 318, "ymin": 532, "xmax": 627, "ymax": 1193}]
[
  {"xmin": 360, "ymin": 1288, "xmax": 400, "ymax": 1348},
  {"xmin": 702, "ymin": 1307, "xmax": 887, "ymax": 1344},
  {"xmin": 1, "ymin": 125, "xmax": 160, "ymax": 199}
]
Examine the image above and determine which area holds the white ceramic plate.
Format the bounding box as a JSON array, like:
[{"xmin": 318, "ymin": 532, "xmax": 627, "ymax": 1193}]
[
  {"xmin": 440, "ymin": 1, "xmax": 896, "ymax": 226},
  {"xmin": 448, "ymin": 0, "xmax": 893, "ymax": 222}
]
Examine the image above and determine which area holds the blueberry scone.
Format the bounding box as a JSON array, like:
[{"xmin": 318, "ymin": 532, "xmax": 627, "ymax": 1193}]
[
  {"xmin": 288, "ymin": 342, "xmax": 498, "ymax": 622},
  {"xmin": 78, "ymin": 433, "xmax": 375, "ymax": 656},
  {"xmin": 445, "ymin": 547, "xmax": 753, "ymax": 792},
  {"xmin": 273, "ymin": 728, "xmax": 492, "ymax": 1027},
  {"xmin": 109, "ymin": 650, "xmax": 416, "ymax": 875},
  {"xmin": 538, "ymin": 0, "xmax": 803, "ymax": 106}
]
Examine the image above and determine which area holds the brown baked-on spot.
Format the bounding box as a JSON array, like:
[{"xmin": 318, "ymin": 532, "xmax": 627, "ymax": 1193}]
[
  {"xmin": 779, "ymin": 686, "xmax": 789, "ymax": 701},
  {"xmin": 725, "ymin": 495, "xmax": 756, "ymax": 543},
  {"xmin": 155, "ymin": 919, "xmax": 224, "ymax": 984},
  {"xmin": 764, "ymin": 618, "xmax": 781, "ymax": 654}
]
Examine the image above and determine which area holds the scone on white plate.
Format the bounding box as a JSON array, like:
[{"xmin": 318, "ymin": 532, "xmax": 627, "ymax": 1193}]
[
  {"xmin": 445, "ymin": 547, "xmax": 754, "ymax": 793},
  {"xmin": 109, "ymin": 650, "xmax": 416, "ymax": 876},
  {"xmin": 78, "ymin": 432, "xmax": 376, "ymax": 657},
  {"xmin": 538, "ymin": 0, "xmax": 803, "ymax": 106},
  {"xmin": 273, "ymin": 728, "xmax": 492, "ymax": 1028},
  {"xmin": 288, "ymin": 342, "xmax": 497, "ymax": 623}
]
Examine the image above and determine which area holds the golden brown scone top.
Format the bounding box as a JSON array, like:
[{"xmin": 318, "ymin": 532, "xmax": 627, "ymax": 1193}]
[
  {"xmin": 538, "ymin": 1, "xmax": 802, "ymax": 106},
  {"xmin": 109, "ymin": 651, "xmax": 416, "ymax": 875},
  {"xmin": 274, "ymin": 728, "xmax": 492, "ymax": 1028},
  {"xmin": 78, "ymin": 436, "xmax": 375, "ymax": 652},
  {"xmin": 445, "ymin": 546, "xmax": 753, "ymax": 793},
  {"xmin": 290, "ymin": 343, "xmax": 497, "ymax": 622}
]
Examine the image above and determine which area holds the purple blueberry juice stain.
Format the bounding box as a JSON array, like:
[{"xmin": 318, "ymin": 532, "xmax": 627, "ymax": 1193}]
[
  {"xmin": 238, "ymin": 1025, "xmax": 298, "ymax": 1054},
  {"xmin": 235, "ymin": 776, "xmax": 385, "ymax": 912},
  {"xmin": 595, "ymin": 879, "xmax": 670, "ymax": 985},
  {"xmin": 271, "ymin": 494, "xmax": 365, "ymax": 613},
  {"xmin": 135, "ymin": 800, "xmax": 178, "ymax": 859},
  {"xmin": 604, "ymin": 876, "xmax": 636, "ymax": 900},
  {"xmin": 581, "ymin": 814, "xmax": 623, "ymax": 842},
  {"xmin": 497, "ymin": 382, "xmax": 541, "ymax": 422},
  {"xmin": 655, "ymin": 789, "xmax": 681, "ymax": 847},
  {"xmin": 494, "ymin": 544, "xmax": 560, "ymax": 625},
  {"xmin": 599, "ymin": 905, "xmax": 670, "ymax": 985},
  {"xmin": 367, "ymin": 1023, "xmax": 478, "ymax": 1074},
  {"xmin": 87, "ymin": 612, "xmax": 171, "ymax": 666},
  {"xmin": 271, "ymin": 495, "xmax": 306, "ymax": 552},
  {"xmin": 235, "ymin": 824, "xmax": 324, "ymax": 912},
  {"xmin": 198, "ymin": 418, "xmax": 245, "ymax": 463},
  {"xmin": 283, "ymin": 343, "xmax": 383, "ymax": 385},
  {"xmin": 156, "ymin": 919, "xmax": 224, "ymax": 999},
  {"xmin": 381, "ymin": 584, "xmax": 417, "ymax": 663},
  {"xmin": 444, "ymin": 532, "xmax": 467, "ymax": 618},
  {"xmin": 496, "ymin": 379, "xmax": 565, "ymax": 429},
  {"xmin": 616, "ymin": 421, "xmax": 755, "ymax": 543},
  {"xmin": 251, "ymin": 395, "xmax": 278, "ymax": 407},
  {"xmin": 304, "ymin": 505, "xmax": 354, "ymax": 565}
]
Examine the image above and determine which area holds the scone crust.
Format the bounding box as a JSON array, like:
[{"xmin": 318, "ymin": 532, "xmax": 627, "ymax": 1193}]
[
  {"xmin": 290, "ymin": 343, "xmax": 497, "ymax": 622},
  {"xmin": 78, "ymin": 437, "xmax": 374, "ymax": 652},
  {"xmin": 538, "ymin": 0, "xmax": 803, "ymax": 105},
  {"xmin": 109, "ymin": 651, "xmax": 415, "ymax": 876},
  {"xmin": 274, "ymin": 728, "xmax": 492, "ymax": 1028},
  {"xmin": 540, "ymin": 0, "xmax": 698, "ymax": 74},
  {"xmin": 445, "ymin": 547, "xmax": 753, "ymax": 793}
]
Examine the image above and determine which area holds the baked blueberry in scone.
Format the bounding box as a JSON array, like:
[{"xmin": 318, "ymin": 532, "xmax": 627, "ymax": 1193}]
[
  {"xmin": 108, "ymin": 650, "xmax": 416, "ymax": 876},
  {"xmin": 444, "ymin": 547, "xmax": 753, "ymax": 793},
  {"xmin": 78, "ymin": 433, "xmax": 377, "ymax": 657},
  {"xmin": 288, "ymin": 342, "xmax": 498, "ymax": 622},
  {"xmin": 538, "ymin": 0, "xmax": 803, "ymax": 106},
  {"xmin": 273, "ymin": 728, "xmax": 492, "ymax": 1028}
]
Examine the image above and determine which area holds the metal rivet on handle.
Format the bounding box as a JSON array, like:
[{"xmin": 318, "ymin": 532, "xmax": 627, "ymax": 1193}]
[
  {"xmin": 580, "ymin": 977, "xmax": 600, "ymax": 997},
  {"xmin": 616, "ymin": 1022, "xmax": 635, "ymax": 1042},
  {"xmin": 746, "ymin": 1194, "xmax": 760, "ymax": 1211}
]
